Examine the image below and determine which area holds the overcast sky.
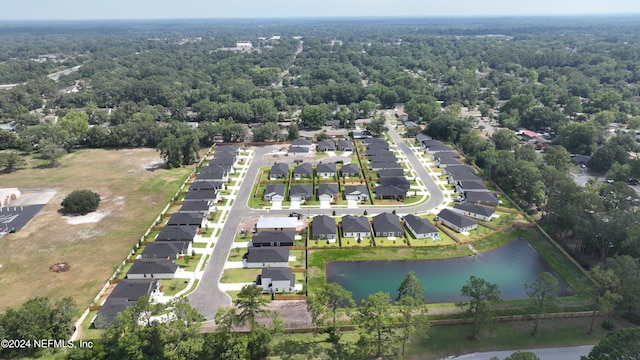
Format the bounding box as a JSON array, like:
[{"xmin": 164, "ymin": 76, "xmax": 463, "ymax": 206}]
[{"xmin": 2, "ymin": 0, "xmax": 639, "ymax": 21}]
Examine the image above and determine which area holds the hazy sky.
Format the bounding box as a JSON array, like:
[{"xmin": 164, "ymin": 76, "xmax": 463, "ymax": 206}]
[{"xmin": 2, "ymin": 0, "xmax": 640, "ymax": 21}]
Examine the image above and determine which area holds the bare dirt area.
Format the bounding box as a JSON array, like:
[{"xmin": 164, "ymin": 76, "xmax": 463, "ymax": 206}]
[
  {"xmin": 0, "ymin": 148, "xmax": 193, "ymax": 311},
  {"xmin": 201, "ymin": 300, "xmax": 313, "ymax": 332}
]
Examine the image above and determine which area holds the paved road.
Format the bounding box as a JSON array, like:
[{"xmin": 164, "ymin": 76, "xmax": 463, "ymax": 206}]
[
  {"xmin": 189, "ymin": 129, "xmax": 447, "ymax": 320},
  {"xmin": 0, "ymin": 65, "xmax": 82, "ymax": 90},
  {"xmin": 445, "ymin": 345, "xmax": 593, "ymax": 359}
]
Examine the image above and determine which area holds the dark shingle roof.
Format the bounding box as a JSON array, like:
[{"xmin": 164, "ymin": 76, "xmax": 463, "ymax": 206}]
[
  {"xmin": 449, "ymin": 172, "xmax": 481, "ymax": 182},
  {"xmin": 437, "ymin": 209, "xmax": 477, "ymax": 228},
  {"xmin": 252, "ymin": 231, "xmax": 295, "ymax": 246},
  {"xmin": 372, "ymin": 212, "xmax": 404, "ymax": 233},
  {"xmin": 291, "ymin": 139, "xmax": 312, "ymax": 146},
  {"xmin": 375, "ymin": 185, "xmax": 406, "ymax": 197},
  {"xmin": 247, "ymin": 247, "xmax": 290, "ymax": 263},
  {"xmin": 337, "ymin": 140, "xmax": 353, "ymax": 150},
  {"xmin": 432, "ymin": 151, "xmax": 460, "ymax": 159},
  {"xmin": 189, "ymin": 181, "xmax": 223, "ymax": 191},
  {"xmin": 166, "ymin": 213, "xmax": 203, "ymax": 227},
  {"xmin": 342, "ymin": 215, "xmax": 370, "ymax": 233},
  {"xmin": 457, "ymin": 180, "xmax": 487, "ymax": 191},
  {"xmin": 444, "ymin": 165, "xmax": 476, "ymax": 175},
  {"xmin": 109, "ymin": 279, "xmax": 160, "ymax": 300},
  {"xmin": 378, "ymin": 168, "xmax": 405, "ymax": 177},
  {"xmin": 270, "ymin": 163, "xmax": 290, "ymax": 176},
  {"xmin": 316, "ymin": 163, "xmax": 337, "ymax": 174},
  {"xmin": 317, "ymin": 141, "xmax": 336, "ymax": 150},
  {"xmin": 183, "ymin": 190, "xmax": 217, "ymax": 201},
  {"xmin": 437, "ymin": 158, "xmax": 463, "ymax": 166},
  {"xmin": 264, "ymin": 184, "xmax": 285, "ymax": 197},
  {"xmin": 464, "ymin": 191, "xmax": 499, "ymax": 206},
  {"xmin": 312, "ymin": 215, "xmax": 336, "ymax": 237},
  {"xmin": 344, "ymin": 185, "xmax": 368, "ymax": 195},
  {"xmin": 293, "ymin": 163, "xmax": 313, "ymax": 176},
  {"xmin": 453, "ymin": 203, "xmax": 496, "ymax": 217},
  {"xmin": 127, "ymin": 260, "xmax": 179, "ymax": 276},
  {"xmin": 289, "ymin": 185, "xmax": 313, "ymax": 197},
  {"xmin": 259, "ymin": 267, "xmax": 295, "ymax": 286},
  {"xmin": 318, "ymin": 183, "xmax": 339, "ymax": 196},
  {"xmin": 378, "ymin": 176, "xmax": 410, "ymax": 190},
  {"xmin": 403, "ymin": 214, "xmax": 438, "ymax": 235},
  {"xmin": 341, "ymin": 163, "xmax": 359, "ymax": 175},
  {"xmin": 156, "ymin": 225, "xmax": 198, "ymax": 241},
  {"xmin": 141, "ymin": 241, "xmax": 190, "ymax": 259},
  {"xmin": 178, "ymin": 202, "xmax": 210, "ymax": 213}
]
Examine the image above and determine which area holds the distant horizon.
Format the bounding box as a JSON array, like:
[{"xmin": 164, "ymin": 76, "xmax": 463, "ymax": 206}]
[
  {"xmin": 1, "ymin": 13, "xmax": 639, "ymax": 23},
  {"xmin": 2, "ymin": 0, "xmax": 640, "ymax": 21}
]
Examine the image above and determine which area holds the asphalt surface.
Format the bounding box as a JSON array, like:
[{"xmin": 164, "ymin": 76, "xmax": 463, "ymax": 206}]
[
  {"xmin": 445, "ymin": 345, "xmax": 594, "ymax": 360},
  {"xmin": 0, "ymin": 204, "xmax": 45, "ymax": 233},
  {"xmin": 189, "ymin": 124, "xmax": 447, "ymax": 320}
]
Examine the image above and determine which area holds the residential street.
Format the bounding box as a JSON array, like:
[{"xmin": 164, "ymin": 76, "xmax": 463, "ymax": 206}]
[{"xmin": 189, "ymin": 125, "xmax": 448, "ymax": 321}]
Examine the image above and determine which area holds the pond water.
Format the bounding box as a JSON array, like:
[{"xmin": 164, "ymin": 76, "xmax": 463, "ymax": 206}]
[{"xmin": 325, "ymin": 237, "xmax": 569, "ymax": 303}]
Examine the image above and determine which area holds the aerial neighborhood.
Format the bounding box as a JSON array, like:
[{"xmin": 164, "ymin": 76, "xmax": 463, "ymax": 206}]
[{"xmin": 1, "ymin": 15, "xmax": 639, "ymax": 360}]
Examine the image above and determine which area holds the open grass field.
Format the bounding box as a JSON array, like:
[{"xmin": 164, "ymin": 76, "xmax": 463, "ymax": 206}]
[{"xmin": 0, "ymin": 148, "xmax": 193, "ymax": 312}]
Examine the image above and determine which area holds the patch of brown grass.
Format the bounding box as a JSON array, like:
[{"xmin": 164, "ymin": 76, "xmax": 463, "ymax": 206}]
[{"xmin": 0, "ymin": 149, "xmax": 193, "ymax": 312}]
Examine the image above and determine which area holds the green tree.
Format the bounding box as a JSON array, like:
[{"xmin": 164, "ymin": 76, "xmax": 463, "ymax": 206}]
[
  {"xmin": 61, "ymin": 189, "xmax": 101, "ymax": 215},
  {"xmin": 235, "ymin": 285, "xmax": 269, "ymax": 326},
  {"xmin": 544, "ymin": 145, "xmax": 571, "ymax": 171},
  {"xmin": 0, "ymin": 150, "xmax": 26, "ymax": 172},
  {"xmin": 157, "ymin": 133, "xmax": 183, "ymax": 169},
  {"xmin": 355, "ymin": 292, "xmax": 398, "ymax": 358},
  {"xmin": 525, "ymin": 272, "xmax": 560, "ymax": 335},
  {"xmin": 38, "ymin": 138, "xmax": 66, "ymax": 167},
  {"xmin": 457, "ymin": 275, "xmax": 501, "ymax": 340},
  {"xmin": 588, "ymin": 265, "xmax": 621, "ymax": 334},
  {"xmin": 504, "ymin": 351, "xmax": 541, "ymax": 360},
  {"xmin": 491, "ymin": 128, "xmax": 518, "ymax": 150},
  {"xmin": 0, "ymin": 297, "xmax": 75, "ymax": 359},
  {"xmin": 287, "ymin": 123, "xmax": 299, "ymax": 141},
  {"xmin": 396, "ymin": 271, "xmax": 428, "ymax": 356},
  {"xmin": 59, "ymin": 109, "xmax": 90, "ymax": 146},
  {"xmin": 300, "ymin": 104, "xmax": 330, "ymax": 130},
  {"xmin": 607, "ymin": 255, "xmax": 640, "ymax": 315},
  {"xmin": 308, "ymin": 282, "xmax": 355, "ymax": 343},
  {"xmin": 252, "ymin": 122, "xmax": 280, "ymax": 142},
  {"xmin": 365, "ymin": 115, "xmax": 388, "ymax": 137},
  {"xmin": 582, "ymin": 327, "xmax": 640, "ymax": 360}
]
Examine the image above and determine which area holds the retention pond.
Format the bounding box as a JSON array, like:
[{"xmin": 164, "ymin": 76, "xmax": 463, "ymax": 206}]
[{"xmin": 325, "ymin": 237, "xmax": 569, "ymax": 303}]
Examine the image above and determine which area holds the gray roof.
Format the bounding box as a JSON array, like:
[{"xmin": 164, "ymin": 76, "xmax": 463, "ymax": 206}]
[
  {"xmin": 189, "ymin": 180, "xmax": 223, "ymax": 191},
  {"xmin": 464, "ymin": 191, "xmax": 499, "ymax": 206},
  {"xmin": 200, "ymin": 164, "xmax": 228, "ymax": 174},
  {"xmin": 312, "ymin": 215, "xmax": 336, "ymax": 237},
  {"xmin": 378, "ymin": 176, "xmax": 410, "ymax": 190},
  {"xmin": 258, "ymin": 267, "xmax": 295, "ymax": 286},
  {"xmin": 444, "ymin": 165, "xmax": 476, "ymax": 175},
  {"xmin": 291, "ymin": 139, "xmax": 312, "ymax": 146},
  {"xmin": 183, "ymin": 190, "xmax": 217, "ymax": 201},
  {"xmin": 457, "ymin": 180, "xmax": 487, "ymax": 191},
  {"xmin": 167, "ymin": 212, "xmax": 203, "ymax": 227},
  {"xmin": 156, "ymin": 225, "xmax": 198, "ymax": 241},
  {"xmin": 209, "ymin": 157, "xmax": 235, "ymax": 165},
  {"xmin": 421, "ymin": 139, "xmax": 443, "ymax": 147},
  {"xmin": 318, "ymin": 183, "xmax": 339, "ymax": 196},
  {"xmin": 370, "ymin": 161, "xmax": 402, "ymax": 170},
  {"xmin": 316, "ymin": 163, "xmax": 337, "ymax": 174},
  {"xmin": 437, "ymin": 209, "xmax": 477, "ymax": 228},
  {"xmin": 341, "ymin": 163, "xmax": 359, "ymax": 175},
  {"xmin": 141, "ymin": 241, "xmax": 190, "ymax": 259},
  {"xmin": 264, "ymin": 184, "xmax": 285, "ymax": 197},
  {"xmin": 289, "ymin": 146, "xmax": 309, "ymax": 154},
  {"xmin": 362, "ymin": 138, "xmax": 387, "ymax": 145},
  {"xmin": 437, "ymin": 158, "xmax": 463, "ymax": 165},
  {"xmin": 432, "ymin": 151, "xmax": 460, "ymax": 159},
  {"xmin": 378, "ymin": 168, "xmax": 405, "ymax": 177},
  {"xmin": 247, "ymin": 247, "xmax": 290, "ymax": 263},
  {"xmin": 344, "ymin": 185, "xmax": 368, "ymax": 195},
  {"xmin": 270, "ymin": 163, "xmax": 289, "ymax": 176},
  {"xmin": 96, "ymin": 280, "xmax": 159, "ymax": 327},
  {"xmin": 453, "ymin": 203, "xmax": 496, "ymax": 217},
  {"xmin": 178, "ymin": 201, "xmax": 210, "ymax": 213},
  {"xmin": 365, "ymin": 148, "xmax": 393, "ymax": 157},
  {"xmin": 293, "ymin": 163, "xmax": 313, "ymax": 176},
  {"xmin": 127, "ymin": 259, "xmax": 179, "ymax": 276},
  {"xmin": 341, "ymin": 215, "xmax": 371, "ymax": 233},
  {"xmin": 427, "ymin": 144, "xmax": 453, "ymax": 152},
  {"xmin": 403, "ymin": 214, "xmax": 438, "ymax": 235},
  {"xmin": 252, "ymin": 231, "xmax": 295, "ymax": 246},
  {"xmin": 450, "ymin": 172, "xmax": 481, "ymax": 182},
  {"xmin": 317, "ymin": 141, "xmax": 336, "ymax": 150},
  {"xmin": 289, "ymin": 185, "xmax": 313, "ymax": 197},
  {"xmin": 216, "ymin": 145, "xmax": 240, "ymax": 153},
  {"xmin": 109, "ymin": 279, "xmax": 160, "ymax": 300},
  {"xmin": 375, "ymin": 186, "xmax": 406, "ymax": 197},
  {"xmin": 372, "ymin": 212, "xmax": 404, "ymax": 233},
  {"xmin": 337, "ymin": 140, "xmax": 353, "ymax": 150},
  {"xmin": 416, "ymin": 133, "xmax": 432, "ymax": 143},
  {"xmin": 369, "ymin": 154, "xmax": 398, "ymax": 163}
]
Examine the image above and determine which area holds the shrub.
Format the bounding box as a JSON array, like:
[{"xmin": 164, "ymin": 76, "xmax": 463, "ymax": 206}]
[
  {"xmin": 60, "ymin": 190, "xmax": 101, "ymax": 215},
  {"xmin": 601, "ymin": 319, "xmax": 615, "ymax": 331}
]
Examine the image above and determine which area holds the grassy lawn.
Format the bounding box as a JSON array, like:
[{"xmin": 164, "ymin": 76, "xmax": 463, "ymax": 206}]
[
  {"xmin": 198, "ymin": 227, "xmax": 214, "ymax": 237},
  {"xmin": 161, "ymin": 278, "xmax": 191, "ymax": 296},
  {"xmin": 404, "ymin": 195, "xmax": 424, "ymax": 205},
  {"xmin": 227, "ymin": 247, "xmax": 247, "ymax": 262},
  {"xmin": 0, "ymin": 148, "xmax": 194, "ymax": 312},
  {"xmin": 375, "ymin": 237, "xmax": 409, "ymax": 247},
  {"xmin": 173, "ymin": 254, "xmax": 202, "ymax": 271},
  {"xmin": 208, "ymin": 210, "xmax": 221, "ymax": 223},
  {"xmin": 116, "ymin": 262, "xmax": 134, "ymax": 279},
  {"xmin": 191, "ymin": 242, "xmax": 209, "ymax": 248},
  {"xmin": 340, "ymin": 237, "xmax": 374, "ymax": 247},
  {"xmin": 290, "ymin": 250, "xmax": 306, "ymax": 269},
  {"xmin": 309, "ymin": 238, "xmax": 340, "ymax": 247},
  {"xmin": 221, "ymin": 268, "xmax": 260, "ymax": 283}
]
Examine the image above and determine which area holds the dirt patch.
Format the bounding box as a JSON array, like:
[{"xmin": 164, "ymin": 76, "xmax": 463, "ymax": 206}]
[
  {"xmin": 64, "ymin": 211, "xmax": 110, "ymax": 225},
  {"xmin": 50, "ymin": 262, "xmax": 70, "ymax": 272}
]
